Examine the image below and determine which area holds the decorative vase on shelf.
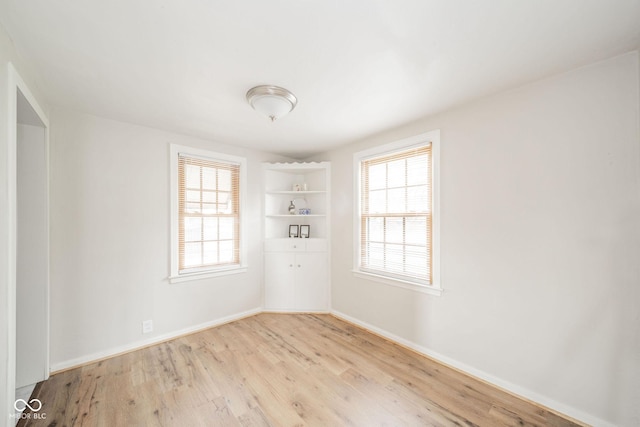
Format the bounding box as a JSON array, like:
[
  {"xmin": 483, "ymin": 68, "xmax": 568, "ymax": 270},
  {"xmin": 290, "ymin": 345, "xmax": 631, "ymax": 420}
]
[{"xmin": 288, "ymin": 200, "xmax": 296, "ymax": 215}]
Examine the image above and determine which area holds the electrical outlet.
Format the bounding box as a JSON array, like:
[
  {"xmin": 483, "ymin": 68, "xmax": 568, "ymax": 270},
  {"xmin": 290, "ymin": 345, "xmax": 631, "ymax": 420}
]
[{"xmin": 142, "ymin": 320, "xmax": 153, "ymax": 334}]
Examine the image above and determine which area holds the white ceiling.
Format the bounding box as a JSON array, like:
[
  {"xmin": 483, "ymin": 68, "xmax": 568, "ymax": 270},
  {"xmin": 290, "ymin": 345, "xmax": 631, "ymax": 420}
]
[{"xmin": 1, "ymin": 0, "xmax": 639, "ymax": 158}]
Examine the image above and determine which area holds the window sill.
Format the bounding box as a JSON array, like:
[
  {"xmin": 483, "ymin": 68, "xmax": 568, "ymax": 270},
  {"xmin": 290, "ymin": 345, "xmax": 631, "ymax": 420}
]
[
  {"xmin": 169, "ymin": 266, "xmax": 247, "ymax": 284},
  {"xmin": 352, "ymin": 270, "xmax": 442, "ymax": 296}
]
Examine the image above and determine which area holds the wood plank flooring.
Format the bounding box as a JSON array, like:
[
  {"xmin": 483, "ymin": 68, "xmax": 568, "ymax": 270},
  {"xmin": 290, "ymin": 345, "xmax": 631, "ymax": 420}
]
[{"xmin": 21, "ymin": 313, "xmax": 584, "ymax": 426}]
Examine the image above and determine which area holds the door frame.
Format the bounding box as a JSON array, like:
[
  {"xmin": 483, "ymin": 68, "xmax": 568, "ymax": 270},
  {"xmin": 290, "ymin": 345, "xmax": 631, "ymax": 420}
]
[{"xmin": 6, "ymin": 62, "xmax": 50, "ymax": 423}]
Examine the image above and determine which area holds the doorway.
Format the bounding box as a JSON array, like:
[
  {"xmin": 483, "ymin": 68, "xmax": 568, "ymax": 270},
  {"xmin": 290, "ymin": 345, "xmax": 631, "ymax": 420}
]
[
  {"xmin": 16, "ymin": 87, "xmax": 48, "ymax": 386},
  {"xmin": 7, "ymin": 64, "xmax": 50, "ymax": 423}
]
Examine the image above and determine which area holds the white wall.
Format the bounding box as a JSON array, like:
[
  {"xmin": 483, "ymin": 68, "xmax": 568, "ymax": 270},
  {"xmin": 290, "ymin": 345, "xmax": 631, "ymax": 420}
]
[
  {"xmin": 319, "ymin": 52, "xmax": 640, "ymax": 426},
  {"xmin": 48, "ymin": 109, "xmax": 289, "ymax": 370}
]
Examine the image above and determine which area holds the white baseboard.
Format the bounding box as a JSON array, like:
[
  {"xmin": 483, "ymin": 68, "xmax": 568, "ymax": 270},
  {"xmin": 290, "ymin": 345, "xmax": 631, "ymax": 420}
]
[
  {"xmin": 330, "ymin": 309, "xmax": 613, "ymax": 427},
  {"xmin": 50, "ymin": 307, "xmax": 262, "ymax": 373}
]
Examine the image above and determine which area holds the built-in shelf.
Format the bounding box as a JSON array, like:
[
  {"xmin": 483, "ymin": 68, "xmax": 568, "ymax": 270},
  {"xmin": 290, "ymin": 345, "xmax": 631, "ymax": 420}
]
[
  {"xmin": 266, "ymin": 214, "xmax": 326, "ymax": 218},
  {"xmin": 263, "ymin": 161, "xmax": 331, "ymax": 312},
  {"xmin": 263, "ymin": 162, "xmax": 331, "ymax": 239},
  {"xmin": 266, "ymin": 190, "xmax": 327, "ymax": 195}
]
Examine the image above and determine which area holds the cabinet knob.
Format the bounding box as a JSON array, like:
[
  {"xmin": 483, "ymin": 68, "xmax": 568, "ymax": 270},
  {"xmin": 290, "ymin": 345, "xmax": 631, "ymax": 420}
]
[
  {"xmin": 289, "ymin": 264, "xmax": 293, "ymax": 267},
  {"xmin": 298, "ymin": 264, "xmax": 301, "ymax": 268}
]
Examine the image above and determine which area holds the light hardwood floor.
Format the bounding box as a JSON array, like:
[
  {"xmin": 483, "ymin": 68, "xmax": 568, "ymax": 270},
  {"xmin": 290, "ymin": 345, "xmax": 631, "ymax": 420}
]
[{"xmin": 21, "ymin": 313, "xmax": 584, "ymax": 426}]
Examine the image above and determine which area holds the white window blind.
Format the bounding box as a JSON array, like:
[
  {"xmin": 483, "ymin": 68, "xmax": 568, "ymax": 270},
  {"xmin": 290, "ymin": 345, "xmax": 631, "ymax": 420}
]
[
  {"xmin": 178, "ymin": 154, "xmax": 240, "ymax": 273},
  {"xmin": 360, "ymin": 145, "xmax": 433, "ymax": 284}
]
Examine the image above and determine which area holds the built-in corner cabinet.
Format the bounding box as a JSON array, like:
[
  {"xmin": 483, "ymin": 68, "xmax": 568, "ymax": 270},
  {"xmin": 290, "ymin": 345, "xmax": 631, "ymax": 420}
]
[{"xmin": 263, "ymin": 162, "xmax": 330, "ymax": 312}]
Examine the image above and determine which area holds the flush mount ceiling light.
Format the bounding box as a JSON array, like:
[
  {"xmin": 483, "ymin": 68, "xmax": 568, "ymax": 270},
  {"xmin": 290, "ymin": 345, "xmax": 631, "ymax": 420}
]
[{"xmin": 246, "ymin": 85, "xmax": 297, "ymax": 122}]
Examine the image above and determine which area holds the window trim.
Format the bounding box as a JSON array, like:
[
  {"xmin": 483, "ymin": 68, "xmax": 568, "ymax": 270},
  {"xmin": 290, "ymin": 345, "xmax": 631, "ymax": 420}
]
[
  {"xmin": 353, "ymin": 131, "xmax": 441, "ymax": 295},
  {"xmin": 169, "ymin": 144, "xmax": 247, "ymax": 284}
]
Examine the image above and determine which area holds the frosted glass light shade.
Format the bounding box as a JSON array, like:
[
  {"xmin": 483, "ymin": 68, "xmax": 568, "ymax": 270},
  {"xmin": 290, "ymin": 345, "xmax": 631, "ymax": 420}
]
[{"xmin": 246, "ymin": 85, "xmax": 297, "ymax": 121}]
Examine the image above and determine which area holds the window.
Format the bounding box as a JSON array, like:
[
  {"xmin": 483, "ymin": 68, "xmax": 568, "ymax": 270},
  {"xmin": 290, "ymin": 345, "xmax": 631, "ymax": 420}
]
[
  {"xmin": 354, "ymin": 131, "xmax": 440, "ymax": 295},
  {"xmin": 170, "ymin": 145, "xmax": 247, "ymax": 283}
]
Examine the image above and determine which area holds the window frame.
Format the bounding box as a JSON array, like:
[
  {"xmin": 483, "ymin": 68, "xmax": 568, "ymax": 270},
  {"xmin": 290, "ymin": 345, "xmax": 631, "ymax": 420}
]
[
  {"xmin": 353, "ymin": 131, "xmax": 441, "ymax": 296},
  {"xmin": 169, "ymin": 144, "xmax": 247, "ymax": 283}
]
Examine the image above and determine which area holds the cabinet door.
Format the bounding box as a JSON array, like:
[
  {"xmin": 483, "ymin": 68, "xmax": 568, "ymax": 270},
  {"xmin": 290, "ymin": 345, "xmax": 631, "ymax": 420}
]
[
  {"xmin": 264, "ymin": 252, "xmax": 295, "ymax": 310},
  {"xmin": 294, "ymin": 252, "xmax": 328, "ymax": 311}
]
